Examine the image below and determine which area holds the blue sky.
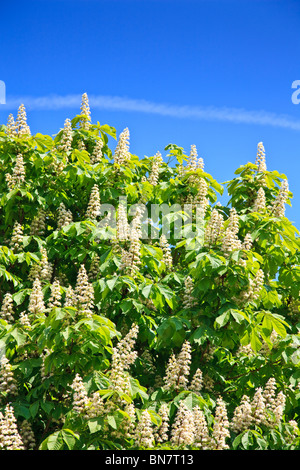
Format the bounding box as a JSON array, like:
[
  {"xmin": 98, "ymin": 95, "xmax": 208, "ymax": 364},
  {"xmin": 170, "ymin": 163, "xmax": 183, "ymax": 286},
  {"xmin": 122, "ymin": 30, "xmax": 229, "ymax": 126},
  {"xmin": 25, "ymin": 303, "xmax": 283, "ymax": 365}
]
[{"xmin": 1, "ymin": 0, "xmax": 300, "ymax": 226}]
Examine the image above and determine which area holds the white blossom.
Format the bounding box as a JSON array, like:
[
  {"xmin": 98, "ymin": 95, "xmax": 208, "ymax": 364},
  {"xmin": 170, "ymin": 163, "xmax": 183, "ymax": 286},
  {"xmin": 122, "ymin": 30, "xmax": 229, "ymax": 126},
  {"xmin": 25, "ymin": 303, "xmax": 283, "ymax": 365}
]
[
  {"xmin": 170, "ymin": 401, "xmax": 195, "ymax": 446},
  {"xmin": 114, "ymin": 128, "xmax": 130, "ymax": 167},
  {"xmin": 148, "ymin": 151, "xmax": 163, "ymax": 186},
  {"xmin": 28, "ymin": 277, "xmax": 46, "ymax": 314},
  {"xmin": 271, "ymin": 179, "xmax": 289, "ymax": 217},
  {"xmin": 0, "ymin": 405, "xmax": 24, "ymax": 450},
  {"xmin": 255, "ymin": 142, "xmax": 267, "ymax": 172},
  {"xmin": 135, "ymin": 410, "xmax": 154, "ymax": 448},
  {"xmin": 57, "ymin": 202, "xmax": 73, "ymax": 229},
  {"xmin": 80, "ymin": 92, "xmax": 91, "ymax": 129},
  {"xmin": 58, "ymin": 118, "xmax": 73, "ymax": 153},
  {"xmin": 15, "ymin": 104, "xmax": 31, "ymax": 136},
  {"xmin": 253, "ymin": 187, "xmax": 266, "ymax": 212},
  {"xmin": 211, "ymin": 398, "xmax": 230, "ymax": 450},
  {"xmin": 85, "ymin": 184, "xmax": 101, "ymax": 220},
  {"xmin": 0, "ymin": 293, "xmax": 14, "ymax": 322}
]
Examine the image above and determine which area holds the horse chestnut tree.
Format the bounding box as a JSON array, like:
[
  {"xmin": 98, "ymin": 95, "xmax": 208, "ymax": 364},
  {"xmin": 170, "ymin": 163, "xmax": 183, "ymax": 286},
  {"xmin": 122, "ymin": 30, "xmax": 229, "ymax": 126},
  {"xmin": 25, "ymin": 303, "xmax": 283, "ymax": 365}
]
[{"xmin": 0, "ymin": 94, "xmax": 299, "ymax": 450}]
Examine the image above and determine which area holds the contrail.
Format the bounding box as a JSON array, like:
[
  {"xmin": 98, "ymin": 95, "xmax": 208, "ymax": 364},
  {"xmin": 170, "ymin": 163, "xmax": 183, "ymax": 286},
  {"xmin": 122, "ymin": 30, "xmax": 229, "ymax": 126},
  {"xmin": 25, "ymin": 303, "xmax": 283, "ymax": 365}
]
[{"xmin": 2, "ymin": 93, "xmax": 300, "ymax": 131}]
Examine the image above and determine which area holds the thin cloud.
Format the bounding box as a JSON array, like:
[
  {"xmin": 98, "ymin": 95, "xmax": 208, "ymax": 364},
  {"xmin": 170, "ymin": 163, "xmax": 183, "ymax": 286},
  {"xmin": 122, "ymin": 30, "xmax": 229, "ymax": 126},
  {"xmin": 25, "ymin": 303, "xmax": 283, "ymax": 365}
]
[{"xmin": 3, "ymin": 93, "xmax": 300, "ymax": 131}]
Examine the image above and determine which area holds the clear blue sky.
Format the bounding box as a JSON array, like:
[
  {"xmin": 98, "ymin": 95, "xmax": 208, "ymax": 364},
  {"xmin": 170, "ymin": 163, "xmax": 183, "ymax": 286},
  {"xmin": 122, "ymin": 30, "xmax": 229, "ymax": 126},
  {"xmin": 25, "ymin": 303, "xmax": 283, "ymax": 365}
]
[{"xmin": 1, "ymin": 0, "xmax": 300, "ymax": 225}]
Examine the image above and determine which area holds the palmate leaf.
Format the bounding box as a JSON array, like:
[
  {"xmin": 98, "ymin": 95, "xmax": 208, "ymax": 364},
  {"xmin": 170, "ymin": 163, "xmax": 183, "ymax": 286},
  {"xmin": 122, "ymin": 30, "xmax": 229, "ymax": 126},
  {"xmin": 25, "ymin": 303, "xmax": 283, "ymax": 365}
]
[
  {"xmin": 39, "ymin": 429, "xmax": 79, "ymax": 450},
  {"xmin": 156, "ymin": 316, "xmax": 190, "ymax": 348},
  {"xmin": 0, "ymin": 265, "xmax": 20, "ymax": 286},
  {"xmin": 261, "ymin": 311, "xmax": 289, "ymax": 338}
]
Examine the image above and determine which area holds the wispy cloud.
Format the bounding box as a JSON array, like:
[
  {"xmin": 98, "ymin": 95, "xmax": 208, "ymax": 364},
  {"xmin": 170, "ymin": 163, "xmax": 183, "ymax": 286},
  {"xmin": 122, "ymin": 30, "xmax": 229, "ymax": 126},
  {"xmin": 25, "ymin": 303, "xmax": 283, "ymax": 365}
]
[{"xmin": 3, "ymin": 93, "xmax": 300, "ymax": 131}]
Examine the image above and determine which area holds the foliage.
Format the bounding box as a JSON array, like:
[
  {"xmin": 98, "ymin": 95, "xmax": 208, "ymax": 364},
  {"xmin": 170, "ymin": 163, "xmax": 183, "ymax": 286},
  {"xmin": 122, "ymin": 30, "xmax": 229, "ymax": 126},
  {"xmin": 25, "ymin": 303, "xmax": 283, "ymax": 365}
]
[{"xmin": 0, "ymin": 97, "xmax": 299, "ymax": 450}]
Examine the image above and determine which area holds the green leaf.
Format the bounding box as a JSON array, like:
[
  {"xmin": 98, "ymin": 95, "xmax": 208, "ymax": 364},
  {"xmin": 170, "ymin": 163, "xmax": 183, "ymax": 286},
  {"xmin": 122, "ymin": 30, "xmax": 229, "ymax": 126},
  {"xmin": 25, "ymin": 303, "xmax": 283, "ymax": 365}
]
[
  {"xmin": 10, "ymin": 327, "xmax": 27, "ymax": 347},
  {"xmin": 61, "ymin": 429, "xmax": 79, "ymax": 450},
  {"xmin": 214, "ymin": 311, "xmax": 231, "ymax": 328},
  {"xmin": 29, "ymin": 401, "xmax": 40, "ymax": 418},
  {"xmin": 250, "ymin": 328, "xmax": 262, "ymax": 353},
  {"xmin": 107, "ymin": 414, "xmax": 117, "ymax": 430},
  {"xmin": 100, "ymin": 124, "xmax": 117, "ymax": 139},
  {"xmin": 129, "ymin": 377, "xmax": 148, "ymax": 402},
  {"xmin": 106, "ymin": 276, "xmax": 119, "ymax": 291},
  {"xmin": 88, "ymin": 417, "xmax": 103, "ymax": 434},
  {"xmin": 141, "ymin": 283, "xmax": 152, "ymax": 298}
]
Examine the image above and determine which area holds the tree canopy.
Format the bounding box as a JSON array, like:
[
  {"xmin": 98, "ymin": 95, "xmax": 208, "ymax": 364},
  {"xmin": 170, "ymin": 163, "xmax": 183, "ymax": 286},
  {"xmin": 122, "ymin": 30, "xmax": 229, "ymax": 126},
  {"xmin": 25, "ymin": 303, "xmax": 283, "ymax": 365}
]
[{"xmin": 0, "ymin": 94, "xmax": 299, "ymax": 450}]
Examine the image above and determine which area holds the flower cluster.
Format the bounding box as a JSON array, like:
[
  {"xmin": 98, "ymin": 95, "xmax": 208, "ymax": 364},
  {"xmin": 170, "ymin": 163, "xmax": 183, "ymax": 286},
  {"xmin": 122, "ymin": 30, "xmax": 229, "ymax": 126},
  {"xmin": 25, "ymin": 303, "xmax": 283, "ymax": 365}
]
[
  {"xmin": 211, "ymin": 397, "xmax": 230, "ymax": 450},
  {"xmin": 135, "ymin": 410, "xmax": 154, "ymax": 448},
  {"xmin": 70, "ymin": 373, "xmax": 90, "ymax": 414},
  {"xmin": 58, "ymin": 118, "xmax": 73, "ymax": 154},
  {"xmin": 20, "ymin": 420, "xmax": 36, "ymax": 450},
  {"xmin": 120, "ymin": 208, "xmax": 144, "ymax": 275},
  {"xmin": 16, "ymin": 104, "xmax": 31, "ymax": 136},
  {"xmin": 242, "ymin": 232, "xmax": 253, "ymax": 251},
  {"xmin": 253, "ymin": 187, "xmax": 266, "ymax": 212},
  {"xmin": 187, "ymin": 144, "xmax": 204, "ymax": 172},
  {"xmin": 90, "ymin": 138, "xmax": 104, "ymax": 164},
  {"xmin": 57, "ymin": 202, "xmax": 73, "ymax": 229},
  {"xmin": 30, "ymin": 208, "xmax": 46, "ymax": 236},
  {"xmin": 47, "ymin": 278, "xmax": 62, "ymax": 309},
  {"xmin": 110, "ymin": 323, "xmax": 139, "ymax": 396},
  {"xmin": 193, "ymin": 178, "xmax": 209, "ymax": 215},
  {"xmin": 187, "ymin": 144, "xmax": 198, "ymax": 171},
  {"xmin": 19, "ymin": 312, "xmax": 31, "ymax": 328},
  {"xmin": 182, "ymin": 276, "xmax": 197, "ymax": 309},
  {"xmin": 9, "ymin": 222, "xmax": 23, "ymax": 253},
  {"xmin": 204, "ymin": 206, "xmax": 224, "ymax": 246},
  {"xmin": 221, "ymin": 207, "xmax": 241, "ymax": 252},
  {"xmin": 70, "ymin": 377, "xmax": 105, "ymax": 419},
  {"xmin": 255, "ymin": 141, "xmax": 267, "ymax": 172},
  {"xmin": 29, "ymin": 247, "xmax": 53, "ymax": 282},
  {"xmin": 271, "ymin": 179, "xmax": 289, "ymax": 217},
  {"xmin": 189, "ymin": 368, "xmax": 204, "ymax": 393},
  {"xmin": 0, "ymin": 405, "xmax": 24, "ymax": 450},
  {"xmin": 170, "ymin": 397, "xmax": 229, "ymax": 450},
  {"xmin": 239, "ymin": 268, "xmax": 264, "ymax": 304},
  {"xmin": 74, "ymin": 264, "xmax": 94, "ymax": 317},
  {"xmin": 80, "ymin": 93, "xmax": 91, "ymax": 129},
  {"xmin": 0, "ymin": 293, "xmax": 14, "ymax": 322},
  {"xmin": 88, "ymin": 254, "xmax": 100, "ymax": 281},
  {"xmin": 170, "ymin": 401, "xmax": 195, "ymax": 446},
  {"xmin": 6, "ymin": 104, "xmax": 30, "ymax": 137},
  {"xmin": 28, "ymin": 277, "xmax": 46, "ymax": 314},
  {"xmin": 234, "ymin": 266, "xmax": 265, "ymax": 305},
  {"xmin": 159, "ymin": 234, "xmax": 173, "ymax": 270},
  {"xmin": 148, "ymin": 151, "xmax": 163, "ymax": 186},
  {"xmin": 6, "ymin": 113, "xmax": 17, "ymax": 137},
  {"xmin": 116, "ymin": 201, "xmax": 130, "ymax": 241},
  {"xmin": 6, "ymin": 153, "xmax": 26, "ymax": 190},
  {"xmin": 0, "ymin": 356, "xmax": 18, "ymax": 397},
  {"xmin": 64, "ymin": 285, "xmax": 75, "ymax": 307},
  {"xmin": 231, "ymin": 378, "xmax": 288, "ymax": 432},
  {"xmin": 193, "ymin": 406, "xmax": 211, "ymax": 449},
  {"xmin": 163, "ymin": 341, "xmax": 203, "ymax": 393},
  {"xmin": 75, "ymin": 331, "xmax": 136, "ymax": 436},
  {"xmin": 113, "ymin": 127, "xmax": 130, "ymax": 167},
  {"xmin": 85, "ymin": 184, "xmax": 101, "ymax": 220},
  {"xmin": 155, "ymin": 403, "xmax": 170, "ymax": 443}
]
